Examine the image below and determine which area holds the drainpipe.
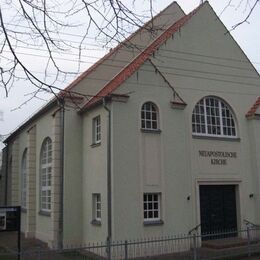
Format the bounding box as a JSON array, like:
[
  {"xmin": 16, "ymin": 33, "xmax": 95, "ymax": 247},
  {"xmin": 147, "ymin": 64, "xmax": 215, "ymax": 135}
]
[
  {"xmin": 103, "ymin": 97, "xmax": 112, "ymax": 259},
  {"xmin": 59, "ymin": 98, "xmax": 65, "ymax": 249}
]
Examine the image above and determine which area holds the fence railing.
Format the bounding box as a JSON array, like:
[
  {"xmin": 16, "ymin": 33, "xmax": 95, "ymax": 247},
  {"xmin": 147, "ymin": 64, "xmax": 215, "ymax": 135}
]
[{"xmin": 1, "ymin": 227, "xmax": 260, "ymax": 259}]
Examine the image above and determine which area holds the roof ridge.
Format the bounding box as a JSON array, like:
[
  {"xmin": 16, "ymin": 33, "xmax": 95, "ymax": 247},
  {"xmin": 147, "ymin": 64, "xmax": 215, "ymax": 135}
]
[
  {"xmin": 61, "ymin": 1, "xmax": 185, "ymax": 95},
  {"xmin": 81, "ymin": 2, "xmax": 206, "ymax": 111},
  {"xmin": 3, "ymin": 1, "xmax": 187, "ymax": 143}
]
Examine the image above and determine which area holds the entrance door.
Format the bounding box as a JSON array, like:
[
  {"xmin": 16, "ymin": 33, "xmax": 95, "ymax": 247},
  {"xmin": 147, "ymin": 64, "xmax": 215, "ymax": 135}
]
[{"xmin": 200, "ymin": 185, "xmax": 237, "ymax": 238}]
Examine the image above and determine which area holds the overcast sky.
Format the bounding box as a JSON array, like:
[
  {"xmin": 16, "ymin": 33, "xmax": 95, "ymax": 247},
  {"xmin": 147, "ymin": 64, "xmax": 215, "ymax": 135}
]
[{"xmin": 0, "ymin": 0, "xmax": 259, "ymax": 146}]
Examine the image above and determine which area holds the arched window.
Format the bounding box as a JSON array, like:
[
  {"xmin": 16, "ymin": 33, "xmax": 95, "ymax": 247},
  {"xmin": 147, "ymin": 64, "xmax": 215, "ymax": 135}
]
[
  {"xmin": 192, "ymin": 96, "xmax": 237, "ymax": 137},
  {"xmin": 21, "ymin": 149, "xmax": 27, "ymax": 209},
  {"xmin": 40, "ymin": 137, "xmax": 52, "ymax": 212},
  {"xmin": 141, "ymin": 102, "xmax": 159, "ymax": 130}
]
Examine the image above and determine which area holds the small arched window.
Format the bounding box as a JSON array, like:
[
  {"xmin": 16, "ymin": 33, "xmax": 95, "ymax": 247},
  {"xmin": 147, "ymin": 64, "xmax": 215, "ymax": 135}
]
[
  {"xmin": 40, "ymin": 137, "xmax": 52, "ymax": 212},
  {"xmin": 21, "ymin": 149, "xmax": 27, "ymax": 209},
  {"xmin": 192, "ymin": 96, "xmax": 237, "ymax": 137},
  {"xmin": 141, "ymin": 102, "xmax": 159, "ymax": 130}
]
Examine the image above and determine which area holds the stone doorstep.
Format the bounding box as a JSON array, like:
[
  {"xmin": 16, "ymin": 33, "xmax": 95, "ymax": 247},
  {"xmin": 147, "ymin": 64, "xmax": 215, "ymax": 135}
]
[{"xmin": 202, "ymin": 237, "xmax": 258, "ymax": 250}]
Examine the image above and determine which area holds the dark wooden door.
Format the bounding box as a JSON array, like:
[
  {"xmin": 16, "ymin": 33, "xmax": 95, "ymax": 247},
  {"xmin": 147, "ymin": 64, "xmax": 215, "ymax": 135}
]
[{"xmin": 200, "ymin": 185, "xmax": 237, "ymax": 239}]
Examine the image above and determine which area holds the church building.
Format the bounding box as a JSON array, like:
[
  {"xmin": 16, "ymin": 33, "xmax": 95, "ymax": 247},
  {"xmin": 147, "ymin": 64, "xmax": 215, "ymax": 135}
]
[{"xmin": 1, "ymin": 1, "xmax": 260, "ymax": 249}]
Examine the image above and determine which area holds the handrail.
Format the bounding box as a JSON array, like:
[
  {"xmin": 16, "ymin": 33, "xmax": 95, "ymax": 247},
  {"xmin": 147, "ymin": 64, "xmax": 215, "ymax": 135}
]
[
  {"xmin": 188, "ymin": 224, "xmax": 201, "ymax": 235},
  {"xmin": 243, "ymin": 219, "xmax": 260, "ymax": 228}
]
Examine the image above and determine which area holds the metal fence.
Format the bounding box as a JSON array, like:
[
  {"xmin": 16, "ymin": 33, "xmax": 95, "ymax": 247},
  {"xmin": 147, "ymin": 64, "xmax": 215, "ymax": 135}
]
[{"xmin": 1, "ymin": 227, "xmax": 260, "ymax": 259}]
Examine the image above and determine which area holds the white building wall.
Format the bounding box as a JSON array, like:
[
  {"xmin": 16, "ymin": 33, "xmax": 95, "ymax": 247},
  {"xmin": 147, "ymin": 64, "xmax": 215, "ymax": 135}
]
[
  {"xmin": 248, "ymin": 119, "xmax": 260, "ymax": 223},
  {"xmin": 34, "ymin": 107, "xmax": 57, "ymax": 245},
  {"xmin": 110, "ymin": 2, "xmax": 260, "ymax": 239},
  {"xmin": 17, "ymin": 130, "xmax": 28, "ymax": 233},
  {"xmin": 82, "ymin": 106, "xmax": 108, "ymax": 243},
  {"xmin": 112, "ymin": 66, "xmax": 192, "ymax": 240},
  {"xmin": 26, "ymin": 125, "xmax": 37, "ymax": 238},
  {"xmin": 63, "ymin": 108, "xmax": 83, "ymax": 246}
]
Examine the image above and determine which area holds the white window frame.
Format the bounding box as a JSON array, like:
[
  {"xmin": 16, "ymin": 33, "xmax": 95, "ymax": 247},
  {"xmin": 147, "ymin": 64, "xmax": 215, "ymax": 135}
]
[
  {"xmin": 21, "ymin": 149, "xmax": 27, "ymax": 209},
  {"xmin": 93, "ymin": 193, "xmax": 101, "ymax": 221},
  {"xmin": 143, "ymin": 193, "xmax": 161, "ymax": 222},
  {"xmin": 93, "ymin": 116, "xmax": 101, "ymax": 144},
  {"xmin": 192, "ymin": 97, "xmax": 237, "ymax": 138},
  {"xmin": 40, "ymin": 138, "xmax": 52, "ymax": 212},
  {"xmin": 141, "ymin": 102, "xmax": 159, "ymax": 130}
]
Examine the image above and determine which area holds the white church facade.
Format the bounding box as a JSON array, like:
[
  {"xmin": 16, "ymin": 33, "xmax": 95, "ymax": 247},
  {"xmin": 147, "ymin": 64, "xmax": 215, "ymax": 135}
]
[{"xmin": 0, "ymin": 1, "xmax": 260, "ymax": 249}]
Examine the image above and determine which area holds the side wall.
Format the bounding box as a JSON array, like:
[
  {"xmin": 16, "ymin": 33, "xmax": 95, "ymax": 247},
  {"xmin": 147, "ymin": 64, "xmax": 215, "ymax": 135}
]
[
  {"xmin": 63, "ymin": 108, "xmax": 83, "ymax": 245},
  {"xmin": 248, "ymin": 118, "xmax": 260, "ymax": 223},
  {"xmin": 82, "ymin": 106, "xmax": 108, "ymax": 243},
  {"xmin": 4, "ymin": 106, "xmax": 62, "ymax": 246}
]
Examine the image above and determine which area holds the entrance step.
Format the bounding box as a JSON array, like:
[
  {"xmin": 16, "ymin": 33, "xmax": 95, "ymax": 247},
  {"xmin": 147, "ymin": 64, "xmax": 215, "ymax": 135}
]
[{"xmin": 202, "ymin": 237, "xmax": 256, "ymax": 249}]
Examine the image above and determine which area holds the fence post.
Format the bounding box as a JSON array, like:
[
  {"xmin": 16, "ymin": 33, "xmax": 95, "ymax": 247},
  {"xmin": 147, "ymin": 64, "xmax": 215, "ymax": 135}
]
[
  {"xmin": 247, "ymin": 226, "xmax": 251, "ymax": 257},
  {"xmin": 193, "ymin": 233, "xmax": 197, "ymax": 260},
  {"xmin": 106, "ymin": 237, "xmax": 111, "ymax": 260},
  {"xmin": 124, "ymin": 240, "xmax": 128, "ymax": 260}
]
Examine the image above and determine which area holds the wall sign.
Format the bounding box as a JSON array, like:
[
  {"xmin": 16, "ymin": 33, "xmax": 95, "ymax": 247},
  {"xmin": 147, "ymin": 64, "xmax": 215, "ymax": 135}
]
[
  {"xmin": 199, "ymin": 150, "xmax": 237, "ymax": 165},
  {"xmin": 0, "ymin": 207, "xmax": 21, "ymax": 232}
]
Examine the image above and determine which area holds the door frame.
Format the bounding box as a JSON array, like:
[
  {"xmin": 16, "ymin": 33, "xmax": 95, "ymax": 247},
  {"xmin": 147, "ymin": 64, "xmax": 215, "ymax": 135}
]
[{"xmin": 195, "ymin": 179, "xmax": 242, "ymax": 237}]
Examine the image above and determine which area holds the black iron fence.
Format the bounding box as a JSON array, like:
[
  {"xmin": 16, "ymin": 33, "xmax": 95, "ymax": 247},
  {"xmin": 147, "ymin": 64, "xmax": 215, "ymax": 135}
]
[{"xmin": 1, "ymin": 227, "xmax": 260, "ymax": 259}]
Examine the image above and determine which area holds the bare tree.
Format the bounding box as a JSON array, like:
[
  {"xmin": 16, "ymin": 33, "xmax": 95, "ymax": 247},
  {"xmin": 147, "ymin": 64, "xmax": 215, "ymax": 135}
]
[
  {"xmin": 0, "ymin": 0, "xmax": 151, "ymax": 99},
  {"xmin": 0, "ymin": 0, "xmax": 258, "ymax": 103},
  {"xmin": 220, "ymin": 0, "xmax": 259, "ymax": 31}
]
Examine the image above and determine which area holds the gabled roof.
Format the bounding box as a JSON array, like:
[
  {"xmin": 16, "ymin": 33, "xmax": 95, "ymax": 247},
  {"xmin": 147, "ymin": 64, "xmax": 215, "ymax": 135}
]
[
  {"xmin": 246, "ymin": 97, "xmax": 260, "ymax": 118},
  {"xmin": 80, "ymin": 2, "xmax": 205, "ymax": 112},
  {"xmin": 61, "ymin": 1, "xmax": 185, "ymax": 96},
  {"xmin": 4, "ymin": 1, "xmax": 185, "ymax": 143}
]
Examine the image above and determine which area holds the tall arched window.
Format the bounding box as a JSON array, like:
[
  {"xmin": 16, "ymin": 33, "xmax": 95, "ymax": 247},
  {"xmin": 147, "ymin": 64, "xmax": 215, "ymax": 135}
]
[
  {"xmin": 21, "ymin": 149, "xmax": 27, "ymax": 209},
  {"xmin": 141, "ymin": 102, "xmax": 159, "ymax": 130},
  {"xmin": 192, "ymin": 96, "xmax": 237, "ymax": 137},
  {"xmin": 40, "ymin": 137, "xmax": 52, "ymax": 212}
]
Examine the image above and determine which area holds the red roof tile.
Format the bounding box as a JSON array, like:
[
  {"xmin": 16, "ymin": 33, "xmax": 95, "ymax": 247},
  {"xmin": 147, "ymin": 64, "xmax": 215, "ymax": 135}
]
[
  {"xmin": 80, "ymin": 3, "xmax": 205, "ymax": 111},
  {"xmin": 246, "ymin": 97, "xmax": 260, "ymax": 118},
  {"xmin": 60, "ymin": 1, "xmax": 184, "ymax": 96}
]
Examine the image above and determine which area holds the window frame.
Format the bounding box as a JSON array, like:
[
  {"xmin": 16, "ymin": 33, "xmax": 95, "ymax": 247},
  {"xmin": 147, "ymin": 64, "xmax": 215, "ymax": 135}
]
[
  {"xmin": 21, "ymin": 148, "xmax": 27, "ymax": 209},
  {"xmin": 141, "ymin": 102, "xmax": 159, "ymax": 131},
  {"xmin": 192, "ymin": 96, "xmax": 237, "ymax": 138},
  {"xmin": 39, "ymin": 137, "xmax": 52, "ymax": 213},
  {"xmin": 92, "ymin": 193, "xmax": 101, "ymax": 222},
  {"xmin": 92, "ymin": 115, "xmax": 101, "ymax": 144},
  {"xmin": 143, "ymin": 193, "xmax": 161, "ymax": 222}
]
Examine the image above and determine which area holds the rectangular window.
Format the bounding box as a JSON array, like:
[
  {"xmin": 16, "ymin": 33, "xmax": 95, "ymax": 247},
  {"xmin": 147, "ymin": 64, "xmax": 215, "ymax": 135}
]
[
  {"xmin": 93, "ymin": 116, "xmax": 101, "ymax": 144},
  {"xmin": 143, "ymin": 193, "xmax": 160, "ymax": 221},
  {"xmin": 41, "ymin": 166, "xmax": 51, "ymax": 211},
  {"xmin": 93, "ymin": 193, "xmax": 101, "ymax": 221}
]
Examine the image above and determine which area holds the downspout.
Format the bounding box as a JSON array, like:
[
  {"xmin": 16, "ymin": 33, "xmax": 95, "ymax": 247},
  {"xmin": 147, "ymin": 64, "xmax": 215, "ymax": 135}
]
[
  {"xmin": 103, "ymin": 97, "xmax": 112, "ymax": 259},
  {"xmin": 59, "ymin": 99, "xmax": 65, "ymax": 249}
]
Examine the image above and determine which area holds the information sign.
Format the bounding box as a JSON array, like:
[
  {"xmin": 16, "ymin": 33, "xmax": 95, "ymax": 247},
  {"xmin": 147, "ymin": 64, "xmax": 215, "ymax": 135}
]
[
  {"xmin": 0, "ymin": 206, "xmax": 21, "ymax": 260},
  {"xmin": 0, "ymin": 206, "xmax": 20, "ymax": 232}
]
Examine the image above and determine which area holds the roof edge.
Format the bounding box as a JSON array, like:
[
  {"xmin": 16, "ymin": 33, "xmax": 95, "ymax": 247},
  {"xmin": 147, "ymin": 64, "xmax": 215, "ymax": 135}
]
[
  {"xmin": 4, "ymin": 99, "xmax": 57, "ymax": 144},
  {"xmin": 61, "ymin": 1, "xmax": 186, "ymax": 95},
  {"xmin": 246, "ymin": 97, "xmax": 260, "ymax": 118},
  {"xmin": 80, "ymin": 2, "xmax": 206, "ymax": 112}
]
